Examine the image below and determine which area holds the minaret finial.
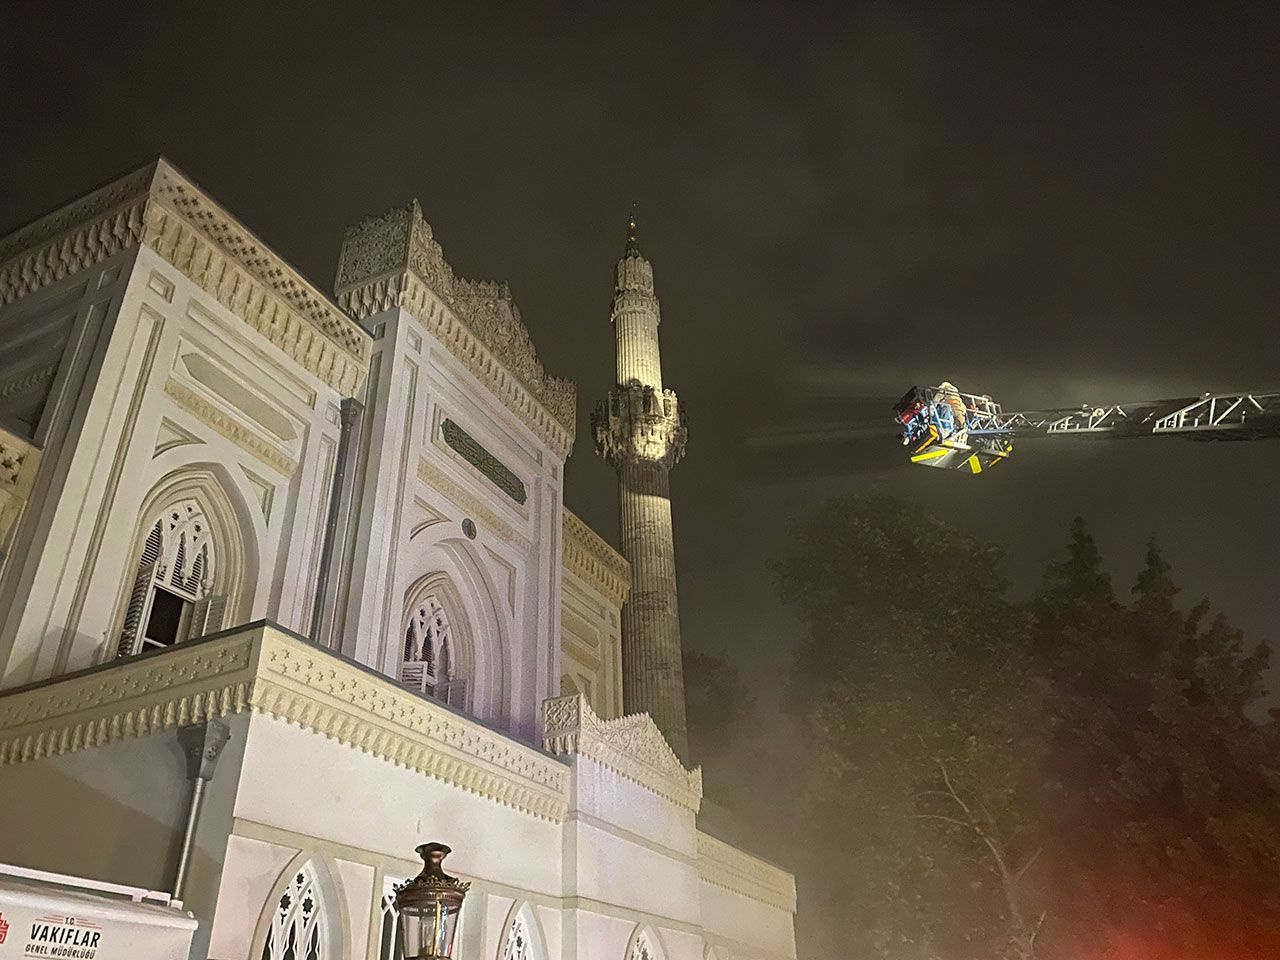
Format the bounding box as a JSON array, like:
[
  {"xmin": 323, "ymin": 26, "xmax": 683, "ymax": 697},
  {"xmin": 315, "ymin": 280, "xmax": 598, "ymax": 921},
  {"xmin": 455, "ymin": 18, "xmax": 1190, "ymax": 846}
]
[{"xmin": 625, "ymin": 206, "xmax": 641, "ymax": 257}]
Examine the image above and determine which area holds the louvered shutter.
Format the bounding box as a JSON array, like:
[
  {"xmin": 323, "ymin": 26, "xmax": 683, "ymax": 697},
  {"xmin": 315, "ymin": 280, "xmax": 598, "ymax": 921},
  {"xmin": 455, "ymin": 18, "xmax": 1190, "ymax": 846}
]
[
  {"xmin": 401, "ymin": 662, "xmax": 426, "ymax": 692},
  {"xmin": 189, "ymin": 593, "xmax": 226, "ymax": 640},
  {"xmin": 116, "ymin": 561, "xmax": 157, "ymax": 658},
  {"xmin": 443, "ymin": 678, "xmax": 468, "ymax": 709}
]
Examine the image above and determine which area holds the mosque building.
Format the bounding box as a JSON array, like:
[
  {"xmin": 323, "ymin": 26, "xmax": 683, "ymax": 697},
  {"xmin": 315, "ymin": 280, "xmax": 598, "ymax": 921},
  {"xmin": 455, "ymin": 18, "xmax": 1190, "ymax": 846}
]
[{"xmin": 0, "ymin": 159, "xmax": 796, "ymax": 960}]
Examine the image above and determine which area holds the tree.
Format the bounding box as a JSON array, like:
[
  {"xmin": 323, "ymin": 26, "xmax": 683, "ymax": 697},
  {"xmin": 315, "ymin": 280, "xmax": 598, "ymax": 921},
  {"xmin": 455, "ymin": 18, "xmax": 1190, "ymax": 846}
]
[
  {"xmin": 1032, "ymin": 524, "xmax": 1280, "ymax": 958},
  {"xmin": 765, "ymin": 500, "xmax": 1280, "ymax": 960},
  {"xmin": 774, "ymin": 493, "xmax": 1050, "ymax": 960}
]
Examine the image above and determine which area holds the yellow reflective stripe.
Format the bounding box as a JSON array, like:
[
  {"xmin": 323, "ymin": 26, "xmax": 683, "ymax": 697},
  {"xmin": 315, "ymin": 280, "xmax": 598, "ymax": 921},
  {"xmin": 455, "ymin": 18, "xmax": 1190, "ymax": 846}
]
[
  {"xmin": 967, "ymin": 454, "xmax": 982, "ymax": 473},
  {"xmin": 912, "ymin": 426, "xmax": 939, "ymax": 454},
  {"xmin": 911, "ymin": 448, "xmax": 951, "ymax": 463}
]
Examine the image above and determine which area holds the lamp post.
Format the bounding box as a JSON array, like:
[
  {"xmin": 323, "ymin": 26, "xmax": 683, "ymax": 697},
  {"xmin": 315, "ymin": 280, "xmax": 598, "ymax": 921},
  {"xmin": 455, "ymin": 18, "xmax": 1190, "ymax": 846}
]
[{"xmin": 394, "ymin": 842, "xmax": 470, "ymax": 959}]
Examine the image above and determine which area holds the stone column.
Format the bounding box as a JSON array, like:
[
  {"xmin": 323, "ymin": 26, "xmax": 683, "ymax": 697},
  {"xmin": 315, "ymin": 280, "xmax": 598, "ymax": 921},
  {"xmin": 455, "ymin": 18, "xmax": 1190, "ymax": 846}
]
[{"xmin": 618, "ymin": 457, "xmax": 687, "ymax": 755}]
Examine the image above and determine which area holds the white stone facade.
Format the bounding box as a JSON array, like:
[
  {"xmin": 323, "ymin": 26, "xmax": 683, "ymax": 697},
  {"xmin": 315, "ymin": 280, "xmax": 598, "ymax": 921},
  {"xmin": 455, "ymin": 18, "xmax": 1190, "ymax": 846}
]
[{"xmin": 0, "ymin": 160, "xmax": 796, "ymax": 960}]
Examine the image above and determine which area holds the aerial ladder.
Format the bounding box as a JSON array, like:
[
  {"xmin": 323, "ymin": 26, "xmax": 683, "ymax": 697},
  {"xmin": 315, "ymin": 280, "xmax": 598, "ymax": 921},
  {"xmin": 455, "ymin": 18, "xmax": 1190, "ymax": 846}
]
[{"xmin": 894, "ymin": 384, "xmax": 1280, "ymax": 473}]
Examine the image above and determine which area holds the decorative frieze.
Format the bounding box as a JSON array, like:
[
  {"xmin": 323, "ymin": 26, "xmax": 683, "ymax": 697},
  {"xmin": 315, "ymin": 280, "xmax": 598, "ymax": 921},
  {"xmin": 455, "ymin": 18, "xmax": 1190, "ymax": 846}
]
[
  {"xmin": 441, "ymin": 418, "xmax": 527, "ymax": 505},
  {"xmin": 542, "ymin": 693, "xmax": 701, "ymax": 812},
  {"xmin": 416, "ymin": 457, "xmax": 527, "ymax": 549},
  {"xmin": 696, "ymin": 831, "xmax": 797, "ymax": 914},
  {"xmin": 0, "ymin": 425, "xmax": 41, "ymax": 548},
  {"xmin": 164, "ymin": 379, "xmax": 299, "ymax": 477},
  {"xmin": 253, "ymin": 630, "xmax": 568, "ymax": 820},
  {"xmin": 335, "ymin": 202, "xmax": 575, "ymax": 457},
  {"xmin": 0, "ymin": 362, "xmax": 60, "ymax": 405},
  {"xmin": 0, "ymin": 624, "xmax": 571, "ymax": 822},
  {"xmin": 562, "ymin": 509, "xmax": 630, "ymax": 607},
  {"xmin": 0, "ymin": 631, "xmax": 259, "ymax": 758},
  {"xmin": 0, "ymin": 167, "xmax": 154, "ymax": 274},
  {"xmin": 0, "ymin": 160, "xmax": 370, "ymax": 396}
]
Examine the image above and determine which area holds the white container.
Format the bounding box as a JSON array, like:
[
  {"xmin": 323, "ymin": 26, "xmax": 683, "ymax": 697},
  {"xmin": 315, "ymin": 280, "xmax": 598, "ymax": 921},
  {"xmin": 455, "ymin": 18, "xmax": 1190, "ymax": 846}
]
[{"xmin": 0, "ymin": 864, "xmax": 197, "ymax": 960}]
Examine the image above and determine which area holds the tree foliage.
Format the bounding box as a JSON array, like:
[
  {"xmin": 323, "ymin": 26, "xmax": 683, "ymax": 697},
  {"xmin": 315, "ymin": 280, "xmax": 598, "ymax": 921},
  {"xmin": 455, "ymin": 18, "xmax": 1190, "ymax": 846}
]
[
  {"xmin": 773, "ymin": 493, "xmax": 1049, "ymax": 960},
  {"xmin": 769, "ymin": 495, "xmax": 1280, "ymax": 960},
  {"xmin": 1034, "ymin": 521, "xmax": 1280, "ymax": 958}
]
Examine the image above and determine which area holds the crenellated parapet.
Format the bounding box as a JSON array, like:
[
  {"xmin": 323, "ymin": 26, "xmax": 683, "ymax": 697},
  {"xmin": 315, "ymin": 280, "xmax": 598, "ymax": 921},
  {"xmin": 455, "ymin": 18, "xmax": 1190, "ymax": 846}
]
[
  {"xmin": 334, "ymin": 201, "xmax": 576, "ymax": 454},
  {"xmin": 542, "ymin": 692, "xmax": 702, "ymax": 811},
  {"xmin": 592, "ymin": 380, "xmax": 687, "ymax": 470}
]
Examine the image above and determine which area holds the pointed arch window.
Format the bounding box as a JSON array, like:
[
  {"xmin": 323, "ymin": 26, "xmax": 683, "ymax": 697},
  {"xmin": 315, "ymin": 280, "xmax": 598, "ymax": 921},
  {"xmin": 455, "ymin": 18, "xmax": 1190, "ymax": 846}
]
[
  {"xmin": 630, "ymin": 935, "xmax": 656, "ymax": 960},
  {"xmin": 262, "ymin": 866, "xmax": 326, "ymax": 960},
  {"xmin": 500, "ymin": 913, "xmax": 532, "ymax": 960},
  {"xmin": 116, "ymin": 498, "xmax": 225, "ymax": 658},
  {"xmin": 401, "ymin": 595, "xmax": 466, "ymax": 708}
]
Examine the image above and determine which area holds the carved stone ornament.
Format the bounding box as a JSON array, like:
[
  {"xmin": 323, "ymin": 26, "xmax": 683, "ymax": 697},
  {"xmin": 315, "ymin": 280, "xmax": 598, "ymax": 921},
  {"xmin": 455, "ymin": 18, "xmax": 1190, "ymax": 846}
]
[
  {"xmin": 0, "ymin": 159, "xmax": 370, "ymax": 396},
  {"xmin": 334, "ymin": 201, "xmax": 576, "ymax": 456},
  {"xmin": 592, "ymin": 380, "xmax": 688, "ymax": 470},
  {"xmin": 0, "ymin": 425, "xmax": 40, "ymax": 547},
  {"xmin": 0, "ymin": 624, "xmax": 570, "ymax": 822},
  {"xmin": 542, "ymin": 693, "xmax": 702, "ymax": 811}
]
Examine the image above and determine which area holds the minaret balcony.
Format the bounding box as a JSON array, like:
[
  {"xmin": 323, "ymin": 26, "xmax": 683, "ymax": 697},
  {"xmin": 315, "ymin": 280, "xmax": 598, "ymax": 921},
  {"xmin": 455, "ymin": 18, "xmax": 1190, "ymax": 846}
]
[{"xmin": 591, "ymin": 381, "xmax": 687, "ymax": 469}]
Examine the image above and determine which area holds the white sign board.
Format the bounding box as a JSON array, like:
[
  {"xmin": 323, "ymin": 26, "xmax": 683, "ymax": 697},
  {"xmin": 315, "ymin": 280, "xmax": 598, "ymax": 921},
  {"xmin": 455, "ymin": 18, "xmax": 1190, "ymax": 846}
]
[{"xmin": 0, "ymin": 877, "xmax": 196, "ymax": 960}]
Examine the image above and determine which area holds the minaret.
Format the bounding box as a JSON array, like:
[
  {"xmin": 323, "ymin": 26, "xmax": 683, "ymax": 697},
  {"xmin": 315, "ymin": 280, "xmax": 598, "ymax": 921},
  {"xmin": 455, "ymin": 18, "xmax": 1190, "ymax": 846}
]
[{"xmin": 592, "ymin": 214, "xmax": 690, "ymax": 761}]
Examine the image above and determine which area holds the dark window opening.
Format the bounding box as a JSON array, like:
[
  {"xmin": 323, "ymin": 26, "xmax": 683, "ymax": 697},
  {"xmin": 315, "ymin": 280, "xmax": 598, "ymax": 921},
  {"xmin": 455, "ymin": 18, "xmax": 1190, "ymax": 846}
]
[{"xmin": 144, "ymin": 588, "xmax": 188, "ymax": 648}]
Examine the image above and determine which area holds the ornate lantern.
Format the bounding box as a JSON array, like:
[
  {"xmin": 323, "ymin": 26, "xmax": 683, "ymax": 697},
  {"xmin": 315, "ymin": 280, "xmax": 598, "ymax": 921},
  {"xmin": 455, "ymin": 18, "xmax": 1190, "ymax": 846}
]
[{"xmin": 394, "ymin": 842, "xmax": 470, "ymax": 959}]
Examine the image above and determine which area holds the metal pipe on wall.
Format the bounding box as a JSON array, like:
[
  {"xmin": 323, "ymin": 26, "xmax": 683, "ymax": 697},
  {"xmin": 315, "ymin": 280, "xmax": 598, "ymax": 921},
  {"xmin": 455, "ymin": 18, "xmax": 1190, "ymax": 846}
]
[
  {"xmin": 310, "ymin": 396, "xmax": 363, "ymax": 645},
  {"xmin": 173, "ymin": 720, "xmax": 230, "ymax": 905}
]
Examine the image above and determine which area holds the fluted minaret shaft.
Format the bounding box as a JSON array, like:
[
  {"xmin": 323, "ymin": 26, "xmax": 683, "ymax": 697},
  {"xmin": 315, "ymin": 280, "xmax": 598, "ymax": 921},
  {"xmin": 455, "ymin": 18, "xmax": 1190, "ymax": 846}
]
[
  {"xmin": 614, "ymin": 252, "xmax": 663, "ymax": 389},
  {"xmin": 618, "ymin": 460, "xmax": 685, "ymax": 754},
  {"xmin": 592, "ymin": 216, "xmax": 690, "ymax": 762}
]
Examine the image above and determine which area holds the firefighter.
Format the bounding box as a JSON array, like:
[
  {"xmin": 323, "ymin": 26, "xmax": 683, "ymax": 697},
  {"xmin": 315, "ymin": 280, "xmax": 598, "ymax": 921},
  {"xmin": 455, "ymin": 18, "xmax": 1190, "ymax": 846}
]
[{"xmin": 933, "ymin": 382, "xmax": 968, "ymax": 439}]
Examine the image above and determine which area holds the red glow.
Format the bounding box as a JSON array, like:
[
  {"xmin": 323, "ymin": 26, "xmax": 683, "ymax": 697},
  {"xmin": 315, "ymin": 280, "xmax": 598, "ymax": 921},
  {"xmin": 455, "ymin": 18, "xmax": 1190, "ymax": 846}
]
[{"xmin": 1095, "ymin": 930, "xmax": 1276, "ymax": 960}]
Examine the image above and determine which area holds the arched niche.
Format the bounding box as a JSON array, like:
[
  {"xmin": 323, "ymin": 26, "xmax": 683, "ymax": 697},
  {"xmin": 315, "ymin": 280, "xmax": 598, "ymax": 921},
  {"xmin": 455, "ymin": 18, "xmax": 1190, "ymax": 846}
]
[{"xmin": 396, "ymin": 527, "xmax": 513, "ymax": 726}]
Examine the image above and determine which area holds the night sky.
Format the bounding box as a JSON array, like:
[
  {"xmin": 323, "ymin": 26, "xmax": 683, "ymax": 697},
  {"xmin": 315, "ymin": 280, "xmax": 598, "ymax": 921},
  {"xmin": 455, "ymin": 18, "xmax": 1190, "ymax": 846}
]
[{"xmin": 3, "ymin": 2, "xmax": 1278, "ymax": 704}]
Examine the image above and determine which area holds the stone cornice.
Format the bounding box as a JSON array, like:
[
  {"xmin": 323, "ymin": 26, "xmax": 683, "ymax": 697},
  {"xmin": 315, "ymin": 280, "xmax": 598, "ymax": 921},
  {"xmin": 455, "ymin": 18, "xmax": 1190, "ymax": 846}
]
[
  {"xmin": 0, "ymin": 624, "xmax": 570, "ymax": 822},
  {"xmin": 0, "ymin": 159, "xmax": 370, "ymax": 396},
  {"xmin": 334, "ymin": 202, "xmax": 575, "ymax": 458},
  {"xmin": 562, "ymin": 508, "xmax": 630, "ymax": 607},
  {"xmin": 542, "ymin": 693, "xmax": 701, "ymax": 812},
  {"xmin": 0, "ymin": 166, "xmax": 154, "ymax": 268},
  {"xmin": 696, "ymin": 831, "xmax": 797, "ymax": 914}
]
